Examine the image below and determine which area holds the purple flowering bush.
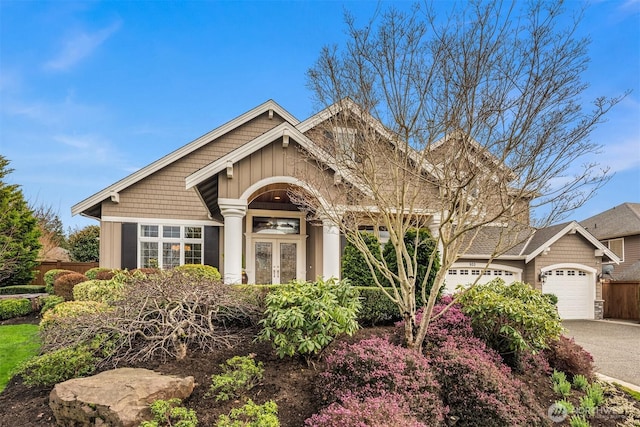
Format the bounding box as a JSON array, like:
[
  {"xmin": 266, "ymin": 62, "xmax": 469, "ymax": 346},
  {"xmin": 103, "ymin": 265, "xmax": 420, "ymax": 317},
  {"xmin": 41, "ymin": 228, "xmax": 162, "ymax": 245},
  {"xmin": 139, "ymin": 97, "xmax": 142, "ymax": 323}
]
[
  {"xmin": 318, "ymin": 337, "xmax": 446, "ymax": 425},
  {"xmin": 304, "ymin": 393, "xmax": 427, "ymax": 427}
]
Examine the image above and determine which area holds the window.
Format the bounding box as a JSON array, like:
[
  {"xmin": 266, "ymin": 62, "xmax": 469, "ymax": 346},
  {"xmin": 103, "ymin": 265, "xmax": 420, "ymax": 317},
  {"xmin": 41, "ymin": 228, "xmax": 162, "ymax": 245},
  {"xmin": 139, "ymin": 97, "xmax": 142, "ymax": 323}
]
[
  {"xmin": 448, "ymin": 269, "xmax": 457, "ymax": 275},
  {"xmin": 333, "ymin": 127, "xmax": 359, "ymax": 162},
  {"xmin": 460, "ymin": 269, "xmax": 469, "ymax": 275},
  {"xmin": 567, "ymin": 270, "xmax": 576, "ymax": 276},
  {"xmin": 606, "ymin": 238, "xmax": 624, "ymax": 262},
  {"xmin": 505, "ymin": 271, "xmax": 514, "ymax": 276},
  {"xmin": 252, "ymin": 217, "xmax": 300, "ymax": 234},
  {"xmin": 493, "ymin": 270, "xmax": 503, "ymax": 276},
  {"xmin": 139, "ymin": 224, "xmax": 204, "ymax": 269},
  {"xmin": 555, "ymin": 270, "xmax": 564, "ymax": 276},
  {"xmin": 483, "ymin": 270, "xmax": 492, "ymax": 275},
  {"xmin": 471, "ymin": 270, "xmax": 480, "ymax": 275},
  {"xmin": 578, "ymin": 271, "xmax": 586, "ymax": 276}
]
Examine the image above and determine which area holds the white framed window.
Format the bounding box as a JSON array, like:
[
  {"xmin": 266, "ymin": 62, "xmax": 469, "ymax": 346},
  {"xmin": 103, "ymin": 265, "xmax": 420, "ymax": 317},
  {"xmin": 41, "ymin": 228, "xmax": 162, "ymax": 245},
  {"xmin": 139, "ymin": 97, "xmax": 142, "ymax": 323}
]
[
  {"xmin": 493, "ymin": 270, "xmax": 503, "ymax": 276},
  {"xmin": 578, "ymin": 271, "xmax": 586, "ymax": 276},
  {"xmin": 333, "ymin": 127, "xmax": 358, "ymax": 162},
  {"xmin": 139, "ymin": 224, "xmax": 204, "ymax": 269},
  {"xmin": 606, "ymin": 238, "xmax": 624, "ymax": 262},
  {"xmin": 483, "ymin": 270, "xmax": 492, "ymax": 276},
  {"xmin": 460, "ymin": 269, "xmax": 469, "ymax": 275},
  {"xmin": 471, "ymin": 269, "xmax": 480, "ymax": 275},
  {"xmin": 448, "ymin": 269, "xmax": 457, "ymax": 275},
  {"xmin": 555, "ymin": 270, "xmax": 564, "ymax": 276},
  {"xmin": 567, "ymin": 270, "xmax": 576, "ymax": 276}
]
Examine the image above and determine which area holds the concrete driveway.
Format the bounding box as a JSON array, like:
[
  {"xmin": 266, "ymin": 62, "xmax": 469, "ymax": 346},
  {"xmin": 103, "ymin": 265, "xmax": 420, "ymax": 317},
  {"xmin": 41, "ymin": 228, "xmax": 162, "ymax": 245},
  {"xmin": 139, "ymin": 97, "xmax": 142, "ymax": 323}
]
[{"xmin": 562, "ymin": 320, "xmax": 640, "ymax": 387}]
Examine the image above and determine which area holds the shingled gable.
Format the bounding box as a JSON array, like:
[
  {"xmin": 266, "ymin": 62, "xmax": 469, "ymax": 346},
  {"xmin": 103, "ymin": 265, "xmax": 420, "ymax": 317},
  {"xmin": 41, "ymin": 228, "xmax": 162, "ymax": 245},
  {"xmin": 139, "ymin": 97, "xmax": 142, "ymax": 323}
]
[
  {"xmin": 71, "ymin": 100, "xmax": 299, "ymax": 219},
  {"xmin": 459, "ymin": 221, "xmax": 619, "ymax": 264}
]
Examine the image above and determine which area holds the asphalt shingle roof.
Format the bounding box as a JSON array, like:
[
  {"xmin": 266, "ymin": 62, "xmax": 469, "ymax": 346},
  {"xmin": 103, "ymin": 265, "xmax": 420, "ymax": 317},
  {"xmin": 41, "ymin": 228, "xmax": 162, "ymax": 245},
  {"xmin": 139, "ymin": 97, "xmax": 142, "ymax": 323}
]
[{"xmin": 579, "ymin": 203, "xmax": 640, "ymax": 240}]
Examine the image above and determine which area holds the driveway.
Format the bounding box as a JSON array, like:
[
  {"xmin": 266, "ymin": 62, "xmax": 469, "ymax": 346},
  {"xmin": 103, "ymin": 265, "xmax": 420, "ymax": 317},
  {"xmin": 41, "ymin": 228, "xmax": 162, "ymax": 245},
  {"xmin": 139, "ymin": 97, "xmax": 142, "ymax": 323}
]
[{"xmin": 562, "ymin": 320, "xmax": 640, "ymax": 387}]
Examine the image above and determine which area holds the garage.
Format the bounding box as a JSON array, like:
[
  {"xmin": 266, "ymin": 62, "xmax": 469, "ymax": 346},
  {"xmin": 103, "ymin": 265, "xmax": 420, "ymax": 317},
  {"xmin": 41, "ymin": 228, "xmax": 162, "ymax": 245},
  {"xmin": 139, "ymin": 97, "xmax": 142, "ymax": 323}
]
[
  {"xmin": 542, "ymin": 267, "xmax": 594, "ymax": 319},
  {"xmin": 444, "ymin": 265, "xmax": 521, "ymax": 294}
]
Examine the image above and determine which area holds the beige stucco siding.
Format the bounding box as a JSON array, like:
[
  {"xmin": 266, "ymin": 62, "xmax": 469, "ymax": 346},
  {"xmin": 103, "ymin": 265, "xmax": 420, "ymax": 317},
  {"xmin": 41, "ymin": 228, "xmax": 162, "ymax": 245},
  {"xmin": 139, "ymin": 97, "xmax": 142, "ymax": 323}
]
[
  {"xmin": 102, "ymin": 113, "xmax": 285, "ymax": 219},
  {"xmin": 100, "ymin": 221, "xmax": 121, "ymax": 269}
]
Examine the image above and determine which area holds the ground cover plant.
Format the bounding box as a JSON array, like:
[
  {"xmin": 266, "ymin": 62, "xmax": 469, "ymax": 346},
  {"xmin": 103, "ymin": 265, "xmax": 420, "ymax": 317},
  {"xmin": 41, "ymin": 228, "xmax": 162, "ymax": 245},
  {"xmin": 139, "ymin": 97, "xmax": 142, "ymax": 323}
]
[
  {"xmin": 0, "ymin": 324, "xmax": 39, "ymax": 392},
  {"xmin": 2, "ymin": 276, "xmax": 639, "ymax": 426}
]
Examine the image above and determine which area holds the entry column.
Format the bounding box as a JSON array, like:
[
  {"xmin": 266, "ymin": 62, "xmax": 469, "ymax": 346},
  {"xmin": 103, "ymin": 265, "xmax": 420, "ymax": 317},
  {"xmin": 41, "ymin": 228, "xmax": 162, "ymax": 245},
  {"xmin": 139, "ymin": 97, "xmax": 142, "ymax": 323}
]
[
  {"xmin": 322, "ymin": 218, "xmax": 341, "ymax": 280},
  {"xmin": 219, "ymin": 198, "xmax": 247, "ymax": 284}
]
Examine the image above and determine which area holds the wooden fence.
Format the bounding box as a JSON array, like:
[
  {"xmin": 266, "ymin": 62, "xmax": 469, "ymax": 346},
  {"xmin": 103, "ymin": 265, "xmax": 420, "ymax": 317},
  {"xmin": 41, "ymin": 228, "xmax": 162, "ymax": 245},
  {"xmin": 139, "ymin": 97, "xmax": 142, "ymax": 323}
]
[
  {"xmin": 31, "ymin": 261, "xmax": 99, "ymax": 286},
  {"xmin": 602, "ymin": 281, "xmax": 640, "ymax": 321}
]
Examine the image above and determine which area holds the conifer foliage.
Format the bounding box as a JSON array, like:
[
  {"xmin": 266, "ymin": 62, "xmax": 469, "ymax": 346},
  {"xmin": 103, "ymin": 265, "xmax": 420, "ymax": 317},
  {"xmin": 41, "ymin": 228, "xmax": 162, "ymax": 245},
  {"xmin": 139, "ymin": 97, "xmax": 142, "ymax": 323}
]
[{"xmin": 0, "ymin": 156, "xmax": 41, "ymax": 286}]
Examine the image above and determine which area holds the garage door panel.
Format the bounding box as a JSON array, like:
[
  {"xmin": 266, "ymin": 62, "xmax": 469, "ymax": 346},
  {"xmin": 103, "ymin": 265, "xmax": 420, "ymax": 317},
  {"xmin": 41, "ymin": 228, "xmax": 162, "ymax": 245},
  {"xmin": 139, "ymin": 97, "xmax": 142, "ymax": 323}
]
[{"xmin": 542, "ymin": 269, "xmax": 593, "ymax": 320}]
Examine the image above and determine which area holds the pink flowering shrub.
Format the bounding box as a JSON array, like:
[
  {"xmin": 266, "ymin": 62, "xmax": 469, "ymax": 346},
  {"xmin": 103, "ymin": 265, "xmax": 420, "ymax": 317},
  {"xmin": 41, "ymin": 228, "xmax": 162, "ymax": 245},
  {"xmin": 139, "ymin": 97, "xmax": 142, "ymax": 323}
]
[
  {"xmin": 319, "ymin": 337, "xmax": 446, "ymax": 425},
  {"xmin": 427, "ymin": 335, "xmax": 546, "ymax": 426},
  {"xmin": 544, "ymin": 335, "xmax": 595, "ymax": 381},
  {"xmin": 304, "ymin": 393, "xmax": 427, "ymax": 427}
]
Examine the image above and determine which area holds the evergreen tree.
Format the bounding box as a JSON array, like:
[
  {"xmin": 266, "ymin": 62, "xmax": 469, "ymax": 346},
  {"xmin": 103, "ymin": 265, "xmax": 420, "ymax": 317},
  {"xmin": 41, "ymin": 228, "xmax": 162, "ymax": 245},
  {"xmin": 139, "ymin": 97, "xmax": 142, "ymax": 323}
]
[
  {"xmin": 68, "ymin": 225, "xmax": 100, "ymax": 262},
  {"xmin": 0, "ymin": 156, "xmax": 41, "ymax": 286}
]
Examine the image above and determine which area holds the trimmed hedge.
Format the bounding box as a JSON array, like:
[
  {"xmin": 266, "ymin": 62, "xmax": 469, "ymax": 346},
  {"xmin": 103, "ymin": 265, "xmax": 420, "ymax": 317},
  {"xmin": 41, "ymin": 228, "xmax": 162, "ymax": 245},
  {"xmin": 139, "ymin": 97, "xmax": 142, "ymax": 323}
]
[
  {"xmin": 53, "ymin": 272, "xmax": 89, "ymax": 300},
  {"xmin": 174, "ymin": 264, "xmax": 221, "ymax": 281},
  {"xmin": 40, "ymin": 300, "xmax": 110, "ymax": 329},
  {"xmin": 44, "ymin": 269, "xmax": 74, "ymax": 288},
  {"xmin": 0, "ymin": 285, "xmax": 46, "ymax": 295},
  {"xmin": 85, "ymin": 267, "xmax": 116, "ymax": 280},
  {"xmin": 355, "ymin": 286, "xmax": 401, "ymax": 325},
  {"xmin": 0, "ymin": 298, "xmax": 33, "ymax": 320},
  {"xmin": 73, "ymin": 279, "xmax": 125, "ymax": 304}
]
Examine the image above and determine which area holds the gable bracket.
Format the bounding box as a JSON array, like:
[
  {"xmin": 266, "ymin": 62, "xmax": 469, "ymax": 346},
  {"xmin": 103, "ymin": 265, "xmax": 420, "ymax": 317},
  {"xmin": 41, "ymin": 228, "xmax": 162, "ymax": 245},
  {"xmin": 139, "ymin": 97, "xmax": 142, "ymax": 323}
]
[{"xmin": 226, "ymin": 160, "xmax": 234, "ymax": 179}]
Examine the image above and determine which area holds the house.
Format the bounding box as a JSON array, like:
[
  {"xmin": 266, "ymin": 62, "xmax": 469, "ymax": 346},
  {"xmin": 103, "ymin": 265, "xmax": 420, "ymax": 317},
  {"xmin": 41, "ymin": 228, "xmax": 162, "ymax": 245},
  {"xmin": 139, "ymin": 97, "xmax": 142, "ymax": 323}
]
[
  {"xmin": 445, "ymin": 221, "xmax": 619, "ymax": 319},
  {"xmin": 71, "ymin": 99, "xmax": 617, "ymax": 319},
  {"xmin": 579, "ymin": 203, "xmax": 640, "ymax": 282}
]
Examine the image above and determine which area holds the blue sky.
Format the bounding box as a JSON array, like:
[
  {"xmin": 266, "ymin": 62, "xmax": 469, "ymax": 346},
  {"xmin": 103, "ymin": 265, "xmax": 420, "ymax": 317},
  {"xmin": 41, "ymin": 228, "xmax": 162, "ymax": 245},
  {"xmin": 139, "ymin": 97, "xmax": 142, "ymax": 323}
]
[{"xmin": 1, "ymin": 0, "xmax": 639, "ymax": 231}]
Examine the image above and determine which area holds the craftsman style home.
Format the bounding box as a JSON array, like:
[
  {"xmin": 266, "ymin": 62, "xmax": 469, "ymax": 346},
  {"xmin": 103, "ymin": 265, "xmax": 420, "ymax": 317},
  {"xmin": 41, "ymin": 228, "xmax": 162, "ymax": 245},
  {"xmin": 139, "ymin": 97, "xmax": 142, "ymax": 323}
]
[{"xmin": 72, "ymin": 100, "xmax": 618, "ymax": 319}]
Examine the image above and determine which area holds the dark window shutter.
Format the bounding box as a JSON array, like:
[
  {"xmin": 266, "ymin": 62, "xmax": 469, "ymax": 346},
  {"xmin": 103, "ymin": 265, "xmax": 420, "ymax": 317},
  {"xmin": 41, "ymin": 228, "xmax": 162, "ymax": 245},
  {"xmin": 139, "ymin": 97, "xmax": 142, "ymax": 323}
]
[
  {"xmin": 121, "ymin": 223, "xmax": 138, "ymax": 270},
  {"xmin": 204, "ymin": 226, "xmax": 220, "ymax": 269}
]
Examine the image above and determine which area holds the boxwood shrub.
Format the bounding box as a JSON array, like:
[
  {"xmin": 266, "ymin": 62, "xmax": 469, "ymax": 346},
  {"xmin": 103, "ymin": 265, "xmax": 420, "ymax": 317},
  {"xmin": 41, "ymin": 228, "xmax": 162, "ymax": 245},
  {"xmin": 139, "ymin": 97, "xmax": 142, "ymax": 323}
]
[
  {"xmin": 0, "ymin": 285, "xmax": 46, "ymax": 295},
  {"xmin": 15, "ymin": 345, "xmax": 97, "ymax": 386},
  {"xmin": 40, "ymin": 300, "xmax": 110, "ymax": 329},
  {"xmin": 0, "ymin": 298, "xmax": 33, "ymax": 320},
  {"xmin": 53, "ymin": 272, "xmax": 89, "ymax": 300},
  {"xmin": 73, "ymin": 279, "xmax": 125, "ymax": 304},
  {"xmin": 355, "ymin": 286, "xmax": 400, "ymax": 325},
  {"xmin": 43, "ymin": 269, "xmax": 75, "ymax": 294},
  {"xmin": 174, "ymin": 264, "xmax": 221, "ymax": 281}
]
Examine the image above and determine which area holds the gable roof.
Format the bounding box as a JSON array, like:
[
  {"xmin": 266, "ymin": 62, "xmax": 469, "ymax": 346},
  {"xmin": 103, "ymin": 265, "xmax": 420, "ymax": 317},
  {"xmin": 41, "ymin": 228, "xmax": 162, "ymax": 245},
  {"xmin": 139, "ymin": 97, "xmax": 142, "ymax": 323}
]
[
  {"xmin": 461, "ymin": 220, "xmax": 619, "ymax": 264},
  {"xmin": 71, "ymin": 100, "xmax": 299, "ymax": 217},
  {"xmin": 579, "ymin": 202, "xmax": 640, "ymax": 240}
]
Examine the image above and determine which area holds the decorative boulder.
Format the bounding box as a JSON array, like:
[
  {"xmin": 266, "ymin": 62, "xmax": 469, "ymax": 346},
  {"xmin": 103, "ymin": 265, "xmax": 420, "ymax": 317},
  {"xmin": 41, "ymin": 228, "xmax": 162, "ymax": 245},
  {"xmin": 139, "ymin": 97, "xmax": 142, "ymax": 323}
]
[{"xmin": 49, "ymin": 368, "xmax": 195, "ymax": 427}]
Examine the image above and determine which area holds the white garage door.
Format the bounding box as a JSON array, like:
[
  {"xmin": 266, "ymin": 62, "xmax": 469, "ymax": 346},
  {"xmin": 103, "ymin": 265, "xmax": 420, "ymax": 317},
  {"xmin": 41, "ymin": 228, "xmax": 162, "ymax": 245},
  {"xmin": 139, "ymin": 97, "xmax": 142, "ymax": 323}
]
[
  {"xmin": 542, "ymin": 269, "xmax": 593, "ymax": 319},
  {"xmin": 444, "ymin": 267, "xmax": 521, "ymax": 294}
]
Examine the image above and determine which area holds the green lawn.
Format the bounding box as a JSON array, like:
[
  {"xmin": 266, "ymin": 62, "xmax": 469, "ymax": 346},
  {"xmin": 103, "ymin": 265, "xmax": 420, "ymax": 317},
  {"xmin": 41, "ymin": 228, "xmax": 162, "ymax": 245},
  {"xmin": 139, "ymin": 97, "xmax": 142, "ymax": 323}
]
[{"xmin": 0, "ymin": 324, "xmax": 40, "ymax": 392}]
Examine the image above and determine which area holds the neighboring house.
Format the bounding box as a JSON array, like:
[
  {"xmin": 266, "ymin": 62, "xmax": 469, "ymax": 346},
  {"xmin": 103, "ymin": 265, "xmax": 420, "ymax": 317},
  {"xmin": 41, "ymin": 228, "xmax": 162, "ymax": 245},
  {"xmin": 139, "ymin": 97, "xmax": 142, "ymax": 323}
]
[
  {"xmin": 72, "ymin": 99, "xmax": 617, "ymax": 319},
  {"xmin": 579, "ymin": 203, "xmax": 640, "ymax": 282}
]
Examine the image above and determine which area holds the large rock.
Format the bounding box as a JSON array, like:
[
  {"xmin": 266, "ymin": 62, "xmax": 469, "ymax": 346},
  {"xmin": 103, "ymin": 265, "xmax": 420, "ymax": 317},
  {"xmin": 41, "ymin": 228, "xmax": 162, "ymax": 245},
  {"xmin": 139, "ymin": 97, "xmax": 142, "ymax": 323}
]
[{"xmin": 49, "ymin": 368, "xmax": 195, "ymax": 427}]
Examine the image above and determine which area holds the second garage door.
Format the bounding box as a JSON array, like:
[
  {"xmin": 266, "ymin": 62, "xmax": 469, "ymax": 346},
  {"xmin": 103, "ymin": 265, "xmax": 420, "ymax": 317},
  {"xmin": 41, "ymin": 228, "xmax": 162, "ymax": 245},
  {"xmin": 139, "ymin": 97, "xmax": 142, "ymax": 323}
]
[{"xmin": 542, "ymin": 268, "xmax": 593, "ymax": 319}]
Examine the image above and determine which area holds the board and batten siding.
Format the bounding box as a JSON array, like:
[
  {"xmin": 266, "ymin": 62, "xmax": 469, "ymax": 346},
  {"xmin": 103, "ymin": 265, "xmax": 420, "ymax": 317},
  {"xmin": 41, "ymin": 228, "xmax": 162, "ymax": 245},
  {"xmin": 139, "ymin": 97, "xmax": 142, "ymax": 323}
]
[
  {"xmin": 100, "ymin": 221, "xmax": 122, "ymax": 269},
  {"xmin": 102, "ymin": 113, "xmax": 285, "ymax": 220}
]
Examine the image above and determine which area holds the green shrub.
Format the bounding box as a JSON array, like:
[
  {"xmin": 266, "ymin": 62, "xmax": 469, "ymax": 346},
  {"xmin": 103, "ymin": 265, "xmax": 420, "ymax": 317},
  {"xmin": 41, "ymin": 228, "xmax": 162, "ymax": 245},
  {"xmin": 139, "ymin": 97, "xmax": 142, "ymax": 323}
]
[
  {"xmin": 552, "ymin": 369, "xmax": 567, "ymax": 384},
  {"xmin": 208, "ymin": 355, "xmax": 264, "ymax": 401},
  {"xmin": 43, "ymin": 269, "xmax": 74, "ymax": 293},
  {"xmin": 40, "ymin": 300, "xmax": 110, "ymax": 329},
  {"xmin": 585, "ymin": 382, "xmax": 604, "ymax": 407},
  {"xmin": 0, "ymin": 285, "xmax": 46, "ymax": 295},
  {"xmin": 569, "ymin": 415, "xmax": 589, "ymax": 427},
  {"xmin": 216, "ymin": 399, "xmax": 279, "ymax": 427},
  {"xmin": 257, "ymin": 278, "xmax": 360, "ymax": 360},
  {"xmin": 342, "ymin": 232, "xmax": 384, "ymax": 287},
  {"xmin": 85, "ymin": 267, "xmax": 114, "ymax": 280},
  {"xmin": 382, "ymin": 228, "xmax": 441, "ymax": 305},
  {"xmin": 457, "ymin": 279, "xmax": 562, "ymax": 366},
  {"xmin": 543, "ymin": 293, "xmax": 559, "ymax": 305},
  {"xmin": 14, "ymin": 345, "xmax": 97, "ymax": 386},
  {"xmin": 73, "ymin": 279, "xmax": 125, "ymax": 304},
  {"xmin": 53, "ymin": 272, "xmax": 89, "ymax": 300},
  {"xmin": 572, "ymin": 374, "xmax": 589, "ymax": 391},
  {"xmin": 139, "ymin": 398, "xmax": 198, "ymax": 427},
  {"xmin": 578, "ymin": 395, "xmax": 596, "ymax": 417},
  {"xmin": 355, "ymin": 286, "xmax": 400, "ymax": 325},
  {"xmin": 0, "ymin": 298, "xmax": 32, "ymax": 320},
  {"xmin": 553, "ymin": 379, "xmax": 572, "ymax": 397},
  {"xmin": 554, "ymin": 399, "xmax": 575, "ymax": 416},
  {"xmin": 38, "ymin": 295, "xmax": 64, "ymax": 315},
  {"xmin": 174, "ymin": 264, "xmax": 221, "ymax": 281}
]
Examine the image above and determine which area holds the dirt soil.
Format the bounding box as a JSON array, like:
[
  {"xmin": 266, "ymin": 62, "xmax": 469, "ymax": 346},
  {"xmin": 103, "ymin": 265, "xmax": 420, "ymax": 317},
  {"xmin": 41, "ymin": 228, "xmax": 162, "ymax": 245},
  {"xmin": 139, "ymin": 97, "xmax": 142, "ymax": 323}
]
[{"xmin": 1, "ymin": 315, "xmax": 638, "ymax": 427}]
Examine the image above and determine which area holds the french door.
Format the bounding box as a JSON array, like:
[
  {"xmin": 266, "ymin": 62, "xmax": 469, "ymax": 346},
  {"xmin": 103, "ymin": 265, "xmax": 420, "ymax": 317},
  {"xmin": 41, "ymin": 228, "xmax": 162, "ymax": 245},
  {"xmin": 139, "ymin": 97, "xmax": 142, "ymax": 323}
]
[{"xmin": 254, "ymin": 239, "xmax": 298, "ymax": 284}]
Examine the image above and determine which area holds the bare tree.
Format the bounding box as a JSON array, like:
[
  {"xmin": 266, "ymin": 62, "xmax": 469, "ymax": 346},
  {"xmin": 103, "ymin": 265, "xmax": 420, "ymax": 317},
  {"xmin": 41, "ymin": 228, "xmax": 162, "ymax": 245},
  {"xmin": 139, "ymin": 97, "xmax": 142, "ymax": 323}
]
[
  {"xmin": 298, "ymin": 1, "xmax": 625, "ymax": 351},
  {"xmin": 31, "ymin": 204, "xmax": 68, "ymax": 261}
]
